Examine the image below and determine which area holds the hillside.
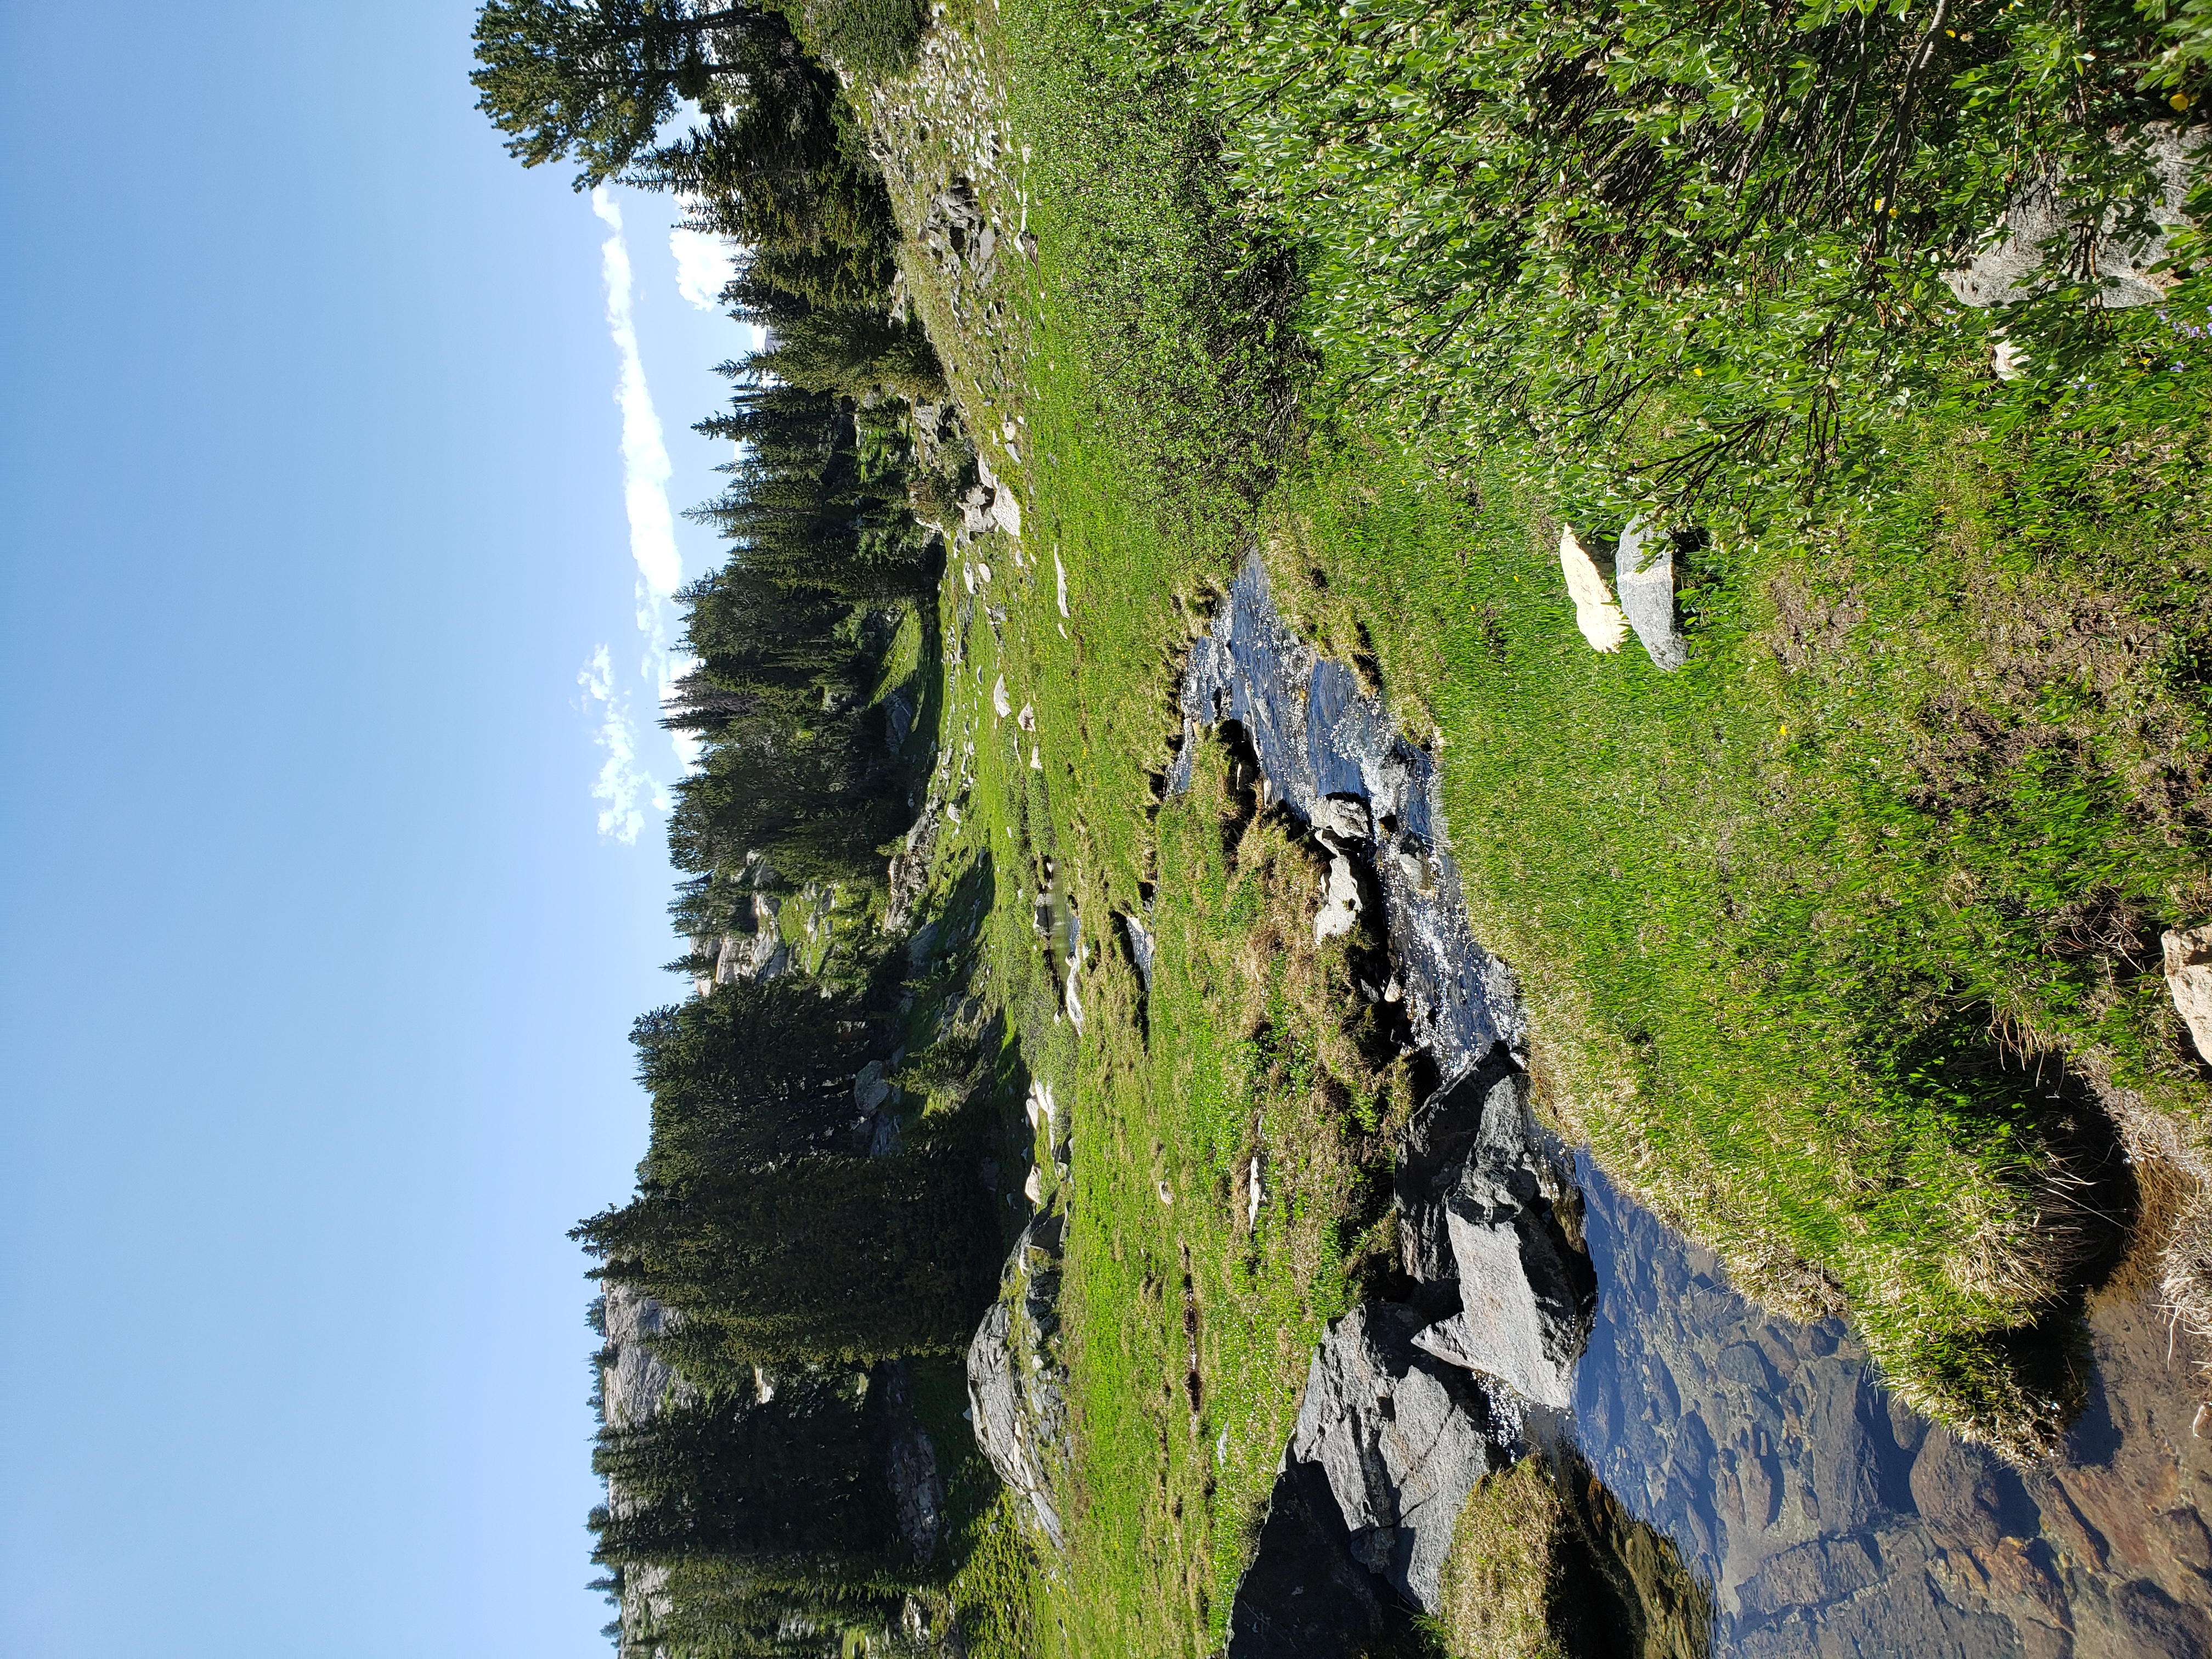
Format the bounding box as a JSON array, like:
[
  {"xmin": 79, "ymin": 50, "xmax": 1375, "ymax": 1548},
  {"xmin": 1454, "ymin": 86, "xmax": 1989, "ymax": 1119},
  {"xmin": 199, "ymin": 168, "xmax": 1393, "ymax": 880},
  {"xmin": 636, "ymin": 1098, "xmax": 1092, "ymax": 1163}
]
[{"xmin": 471, "ymin": 1, "xmax": 2212, "ymax": 1654}]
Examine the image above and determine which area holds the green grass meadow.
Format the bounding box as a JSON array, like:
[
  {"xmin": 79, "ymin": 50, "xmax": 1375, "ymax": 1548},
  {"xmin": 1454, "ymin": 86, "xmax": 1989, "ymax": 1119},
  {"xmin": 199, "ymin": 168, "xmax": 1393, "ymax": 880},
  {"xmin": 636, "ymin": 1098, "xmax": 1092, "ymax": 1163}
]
[{"xmin": 832, "ymin": 0, "xmax": 2212, "ymax": 1645}]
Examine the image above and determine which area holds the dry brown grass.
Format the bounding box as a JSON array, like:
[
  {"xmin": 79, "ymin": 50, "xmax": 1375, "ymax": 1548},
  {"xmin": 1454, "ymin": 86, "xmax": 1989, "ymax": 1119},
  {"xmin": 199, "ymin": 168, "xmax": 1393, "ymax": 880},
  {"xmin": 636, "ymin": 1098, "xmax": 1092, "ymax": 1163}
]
[{"xmin": 1435, "ymin": 1457, "xmax": 1572, "ymax": 1659}]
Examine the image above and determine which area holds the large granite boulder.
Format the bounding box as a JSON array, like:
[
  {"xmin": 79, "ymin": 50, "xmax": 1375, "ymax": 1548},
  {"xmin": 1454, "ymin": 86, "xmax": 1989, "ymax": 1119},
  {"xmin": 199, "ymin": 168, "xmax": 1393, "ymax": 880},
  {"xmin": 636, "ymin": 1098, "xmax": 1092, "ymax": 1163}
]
[
  {"xmin": 1290, "ymin": 1301, "xmax": 1505, "ymax": 1611},
  {"xmin": 1944, "ymin": 124, "xmax": 2203, "ymax": 309},
  {"xmin": 965, "ymin": 1209, "xmax": 1069, "ymax": 1548}
]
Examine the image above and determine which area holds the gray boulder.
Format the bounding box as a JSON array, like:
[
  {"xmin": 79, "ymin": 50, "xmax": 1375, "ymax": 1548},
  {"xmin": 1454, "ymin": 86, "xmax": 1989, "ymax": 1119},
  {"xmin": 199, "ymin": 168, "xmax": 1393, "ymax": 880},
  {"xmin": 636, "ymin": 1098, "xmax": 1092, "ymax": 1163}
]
[
  {"xmin": 1432, "ymin": 1079, "xmax": 1595, "ymax": 1408},
  {"xmin": 1393, "ymin": 1066, "xmax": 1595, "ymax": 1407},
  {"xmin": 1615, "ymin": 521, "xmax": 1688, "ymax": 672},
  {"xmin": 1289, "ymin": 1301, "xmax": 1504, "ymax": 1612},
  {"xmin": 965, "ymin": 1210, "xmax": 1070, "ymax": 1548},
  {"xmin": 1944, "ymin": 123, "xmax": 2203, "ymax": 309}
]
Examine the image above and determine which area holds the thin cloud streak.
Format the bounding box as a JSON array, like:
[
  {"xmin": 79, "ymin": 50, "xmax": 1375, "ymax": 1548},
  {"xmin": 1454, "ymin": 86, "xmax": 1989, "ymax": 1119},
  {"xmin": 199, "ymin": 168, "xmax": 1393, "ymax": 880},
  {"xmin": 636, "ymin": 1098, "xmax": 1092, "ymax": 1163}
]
[
  {"xmin": 580, "ymin": 189, "xmax": 701, "ymax": 839},
  {"xmin": 591, "ymin": 188, "xmax": 683, "ymax": 602}
]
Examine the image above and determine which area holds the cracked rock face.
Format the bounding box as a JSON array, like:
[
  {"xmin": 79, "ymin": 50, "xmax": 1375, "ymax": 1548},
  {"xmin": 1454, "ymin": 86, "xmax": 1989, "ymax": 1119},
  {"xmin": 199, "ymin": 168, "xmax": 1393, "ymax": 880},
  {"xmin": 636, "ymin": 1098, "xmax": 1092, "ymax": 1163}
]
[
  {"xmin": 964, "ymin": 1210, "xmax": 1069, "ymax": 1548},
  {"xmin": 1395, "ymin": 1066, "xmax": 1596, "ymax": 1406},
  {"xmin": 1290, "ymin": 1302, "xmax": 1506, "ymax": 1611}
]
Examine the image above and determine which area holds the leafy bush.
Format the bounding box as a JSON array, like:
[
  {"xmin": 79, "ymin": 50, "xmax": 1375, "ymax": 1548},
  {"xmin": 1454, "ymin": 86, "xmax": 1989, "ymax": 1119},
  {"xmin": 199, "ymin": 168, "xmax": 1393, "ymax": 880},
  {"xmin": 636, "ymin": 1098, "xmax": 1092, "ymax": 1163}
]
[{"xmin": 1115, "ymin": 0, "xmax": 2209, "ymax": 524}]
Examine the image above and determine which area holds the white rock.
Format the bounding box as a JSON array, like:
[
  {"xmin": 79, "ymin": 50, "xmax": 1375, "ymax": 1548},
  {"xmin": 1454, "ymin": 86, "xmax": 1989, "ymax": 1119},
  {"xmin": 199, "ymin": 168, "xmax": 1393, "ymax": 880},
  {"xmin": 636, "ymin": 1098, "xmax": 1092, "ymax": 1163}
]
[
  {"xmin": 1023, "ymin": 1164, "xmax": 1043, "ymax": 1204},
  {"xmin": 1558, "ymin": 526, "xmax": 1628, "ymax": 653},
  {"xmin": 2164, "ymin": 924, "xmax": 2212, "ymax": 1059},
  {"xmin": 1315, "ymin": 852, "xmax": 1364, "ymax": 941},
  {"xmin": 1054, "ymin": 552, "xmax": 1070, "ymax": 618},
  {"xmin": 1017, "ymin": 702, "xmax": 1036, "ymax": 731},
  {"xmin": 992, "ymin": 675, "xmax": 1012, "ymax": 718},
  {"xmin": 1311, "ymin": 794, "xmax": 1372, "ymax": 845}
]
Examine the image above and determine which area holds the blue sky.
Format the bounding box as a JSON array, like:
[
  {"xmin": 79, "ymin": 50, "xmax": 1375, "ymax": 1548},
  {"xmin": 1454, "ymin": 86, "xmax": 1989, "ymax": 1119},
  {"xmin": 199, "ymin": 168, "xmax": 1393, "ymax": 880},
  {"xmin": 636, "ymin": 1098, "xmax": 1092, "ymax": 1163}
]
[{"xmin": 0, "ymin": 4, "xmax": 750, "ymax": 1654}]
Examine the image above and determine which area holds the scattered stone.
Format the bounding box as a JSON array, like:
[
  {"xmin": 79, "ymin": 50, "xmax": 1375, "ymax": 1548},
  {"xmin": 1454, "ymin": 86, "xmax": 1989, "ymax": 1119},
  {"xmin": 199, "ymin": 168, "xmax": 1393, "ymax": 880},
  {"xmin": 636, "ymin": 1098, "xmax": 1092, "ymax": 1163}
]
[
  {"xmin": 1290, "ymin": 1301, "xmax": 1505, "ymax": 1611},
  {"xmin": 1614, "ymin": 520, "xmax": 1688, "ymax": 672},
  {"xmin": 1248, "ymin": 1154, "xmax": 1265, "ymax": 1227},
  {"xmin": 1016, "ymin": 702, "xmax": 1035, "ymax": 731},
  {"xmin": 992, "ymin": 675, "xmax": 1012, "ymax": 718},
  {"xmin": 1157, "ymin": 1179, "xmax": 1174, "ymax": 1206},
  {"xmin": 1559, "ymin": 526, "xmax": 1629, "ymax": 653},
  {"xmin": 965, "ymin": 1210, "xmax": 1069, "ymax": 1549},
  {"xmin": 2163, "ymin": 923, "xmax": 2212, "ymax": 1060},
  {"xmin": 977, "ymin": 454, "xmax": 1022, "ymax": 537},
  {"xmin": 1315, "ymin": 850, "xmax": 1364, "ymax": 942},
  {"xmin": 1023, "ymin": 1164, "xmax": 1043, "ymax": 1205},
  {"xmin": 1054, "ymin": 551, "xmax": 1069, "ymax": 617},
  {"xmin": 1121, "ymin": 910, "xmax": 1155, "ymax": 991}
]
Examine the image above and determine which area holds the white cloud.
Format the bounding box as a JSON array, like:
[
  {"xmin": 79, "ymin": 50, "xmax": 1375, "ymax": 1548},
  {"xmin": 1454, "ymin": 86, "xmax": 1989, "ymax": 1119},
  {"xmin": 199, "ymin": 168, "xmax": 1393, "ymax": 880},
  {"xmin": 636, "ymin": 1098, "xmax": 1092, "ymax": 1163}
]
[
  {"xmin": 670, "ymin": 227, "xmax": 740, "ymax": 310},
  {"xmin": 590, "ymin": 187, "xmax": 682, "ymax": 601},
  {"xmin": 578, "ymin": 645, "xmax": 664, "ymax": 844},
  {"xmin": 578, "ymin": 189, "xmax": 707, "ymax": 840}
]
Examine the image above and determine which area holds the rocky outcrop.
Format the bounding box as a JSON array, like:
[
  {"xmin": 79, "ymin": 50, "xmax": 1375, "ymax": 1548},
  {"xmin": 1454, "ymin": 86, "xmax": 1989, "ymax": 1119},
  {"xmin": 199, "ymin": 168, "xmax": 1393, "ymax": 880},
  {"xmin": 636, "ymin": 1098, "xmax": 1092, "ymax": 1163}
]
[
  {"xmin": 854, "ymin": 1059, "xmax": 902, "ymax": 1156},
  {"xmin": 1395, "ymin": 1064, "xmax": 1596, "ymax": 1412},
  {"xmin": 965, "ymin": 1209, "xmax": 1070, "ymax": 1548},
  {"xmin": 1290, "ymin": 1302, "xmax": 1508, "ymax": 1611},
  {"xmin": 880, "ymin": 1361, "xmax": 949, "ymax": 1565},
  {"xmin": 1944, "ymin": 124, "xmax": 2204, "ymax": 309},
  {"xmin": 599, "ymin": 1285, "xmax": 693, "ymax": 1642},
  {"xmin": 601, "ymin": 1282, "xmax": 693, "ymax": 1434},
  {"xmin": 1430, "ymin": 1080, "xmax": 1595, "ymax": 1409}
]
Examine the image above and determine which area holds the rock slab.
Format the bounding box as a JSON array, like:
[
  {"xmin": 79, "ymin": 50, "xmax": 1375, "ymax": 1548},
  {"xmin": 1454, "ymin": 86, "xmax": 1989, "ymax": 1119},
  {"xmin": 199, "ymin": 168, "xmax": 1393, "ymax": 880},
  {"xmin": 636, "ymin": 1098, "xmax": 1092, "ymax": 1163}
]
[
  {"xmin": 2163, "ymin": 923, "xmax": 2212, "ymax": 1060},
  {"xmin": 964, "ymin": 1210, "xmax": 1069, "ymax": 1548},
  {"xmin": 1290, "ymin": 1301, "xmax": 1504, "ymax": 1611}
]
